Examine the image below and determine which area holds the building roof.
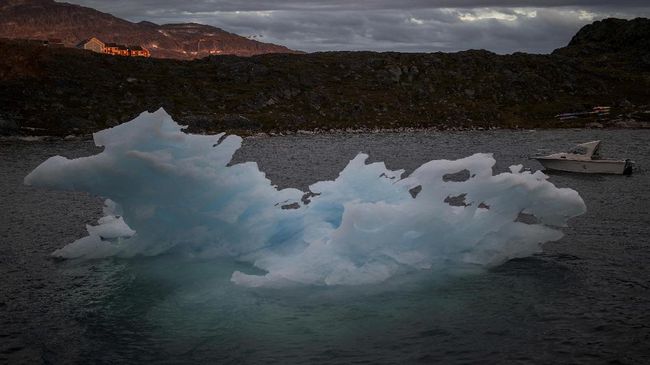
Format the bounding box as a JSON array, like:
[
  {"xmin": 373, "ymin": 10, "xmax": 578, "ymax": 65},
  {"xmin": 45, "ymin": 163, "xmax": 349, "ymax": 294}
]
[
  {"xmin": 75, "ymin": 37, "xmax": 105, "ymax": 48},
  {"xmin": 75, "ymin": 39, "xmax": 89, "ymax": 48}
]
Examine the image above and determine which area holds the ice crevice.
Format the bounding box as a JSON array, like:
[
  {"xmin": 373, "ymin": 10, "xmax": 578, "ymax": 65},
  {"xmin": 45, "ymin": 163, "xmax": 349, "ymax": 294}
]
[{"xmin": 24, "ymin": 109, "xmax": 586, "ymax": 287}]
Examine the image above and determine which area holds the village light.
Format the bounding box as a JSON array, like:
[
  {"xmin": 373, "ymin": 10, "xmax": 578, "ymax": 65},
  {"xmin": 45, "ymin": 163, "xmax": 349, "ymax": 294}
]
[{"xmin": 76, "ymin": 37, "xmax": 150, "ymax": 57}]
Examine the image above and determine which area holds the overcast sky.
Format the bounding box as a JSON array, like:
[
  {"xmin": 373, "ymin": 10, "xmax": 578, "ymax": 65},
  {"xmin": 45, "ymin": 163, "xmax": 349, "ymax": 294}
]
[{"xmin": 66, "ymin": 1, "xmax": 650, "ymax": 54}]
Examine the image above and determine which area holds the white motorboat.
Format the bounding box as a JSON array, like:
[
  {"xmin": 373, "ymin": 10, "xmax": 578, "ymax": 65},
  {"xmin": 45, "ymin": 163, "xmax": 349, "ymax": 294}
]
[{"xmin": 533, "ymin": 140, "xmax": 633, "ymax": 175}]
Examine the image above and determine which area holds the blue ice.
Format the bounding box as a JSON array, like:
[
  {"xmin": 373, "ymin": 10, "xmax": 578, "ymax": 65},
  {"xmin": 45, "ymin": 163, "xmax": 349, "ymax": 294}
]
[{"xmin": 25, "ymin": 109, "xmax": 586, "ymax": 287}]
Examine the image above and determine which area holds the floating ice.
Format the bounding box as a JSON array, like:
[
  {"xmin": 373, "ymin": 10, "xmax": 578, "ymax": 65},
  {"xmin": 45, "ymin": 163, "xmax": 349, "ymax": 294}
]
[{"xmin": 25, "ymin": 109, "xmax": 586, "ymax": 287}]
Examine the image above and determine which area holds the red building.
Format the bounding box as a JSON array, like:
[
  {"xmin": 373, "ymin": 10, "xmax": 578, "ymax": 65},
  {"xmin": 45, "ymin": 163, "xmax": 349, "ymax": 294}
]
[
  {"xmin": 103, "ymin": 43, "xmax": 130, "ymax": 56},
  {"xmin": 76, "ymin": 37, "xmax": 150, "ymax": 58},
  {"xmin": 128, "ymin": 45, "xmax": 150, "ymax": 57}
]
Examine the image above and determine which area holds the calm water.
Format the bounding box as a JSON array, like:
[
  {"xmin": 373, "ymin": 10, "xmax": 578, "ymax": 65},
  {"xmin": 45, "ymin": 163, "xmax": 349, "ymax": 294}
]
[{"xmin": 1, "ymin": 130, "xmax": 649, "ymax": 364}]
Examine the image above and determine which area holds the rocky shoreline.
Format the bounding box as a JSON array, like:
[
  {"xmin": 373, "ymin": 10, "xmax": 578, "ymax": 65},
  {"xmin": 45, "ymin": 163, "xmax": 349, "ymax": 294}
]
[{"xmin": 3, "ymin": 122, "xmax": 650, "ymax": 143}]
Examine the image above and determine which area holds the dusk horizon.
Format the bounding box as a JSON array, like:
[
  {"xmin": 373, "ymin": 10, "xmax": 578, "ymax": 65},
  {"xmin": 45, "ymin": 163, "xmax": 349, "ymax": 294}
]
[{"xmin": 66, "ymin": 0, "xmax": 650, "ymax": 53}]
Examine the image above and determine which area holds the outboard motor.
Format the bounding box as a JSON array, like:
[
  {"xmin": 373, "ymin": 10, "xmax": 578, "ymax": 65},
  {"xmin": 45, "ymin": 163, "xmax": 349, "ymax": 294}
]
[{"xmin": 623, "ymin": 159, "xmax": 634, "ymax": 175}]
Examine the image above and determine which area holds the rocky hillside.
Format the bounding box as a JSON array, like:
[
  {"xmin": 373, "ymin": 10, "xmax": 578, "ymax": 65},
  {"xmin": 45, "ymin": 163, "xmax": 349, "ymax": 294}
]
[
  {"xmin": 553, "ymin": 18, "xmax": 650, "ymax": 67},
  {"xmin": 1, "ymin": 18, "xmax": 649, "ymax": 136},
  {"xmin": 0, "ymin": 0, "xmax": 299, "ymax": 59}
]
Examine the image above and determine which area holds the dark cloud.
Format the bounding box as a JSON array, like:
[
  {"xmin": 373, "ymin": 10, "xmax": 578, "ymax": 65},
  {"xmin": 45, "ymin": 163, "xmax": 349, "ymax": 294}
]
[{"xmin": 66, "ymin": 1, "xmax": 650, "ymax": 53}]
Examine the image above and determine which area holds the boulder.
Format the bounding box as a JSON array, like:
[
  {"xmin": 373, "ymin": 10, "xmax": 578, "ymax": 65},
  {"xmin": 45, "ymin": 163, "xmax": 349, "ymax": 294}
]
[{"xmin": 0, "ymin": 117, "xmax": 18, "ymax": 135}]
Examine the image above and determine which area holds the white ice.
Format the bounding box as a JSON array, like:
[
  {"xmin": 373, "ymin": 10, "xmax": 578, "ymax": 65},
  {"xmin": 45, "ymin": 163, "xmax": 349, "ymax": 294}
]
[{"xmin": 24, "ymin": 109, "xmax": 586, "ymax": 287}]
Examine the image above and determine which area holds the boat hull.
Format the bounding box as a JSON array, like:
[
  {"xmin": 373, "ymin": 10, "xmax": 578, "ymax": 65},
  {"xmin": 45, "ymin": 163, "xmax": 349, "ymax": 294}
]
[{"xmin": 535, "ymin": 158, "xmax": 629, "ymax": 174}]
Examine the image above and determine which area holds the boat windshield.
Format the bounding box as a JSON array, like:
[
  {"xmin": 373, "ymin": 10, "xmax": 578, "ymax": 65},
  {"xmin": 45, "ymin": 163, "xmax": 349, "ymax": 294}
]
[
  {"xmin": 592, "ymin": 150, "xmax": 601, "ymax": 160},
  {"xmin": 569, "ymin": 146, "xmax": 588, "ymax": 155},
  {"xmin": 591, "ymin": 145, "xmax": 602, "ymax": 160}
]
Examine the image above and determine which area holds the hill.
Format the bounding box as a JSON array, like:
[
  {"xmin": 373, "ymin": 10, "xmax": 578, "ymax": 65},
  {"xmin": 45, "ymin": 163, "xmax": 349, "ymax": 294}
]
[
  {"xmin": 0, "ymin": 0, "xmax": 299, "ymax": 59},
  {"xmin": 1, "ymin": 17, "xmax": 649, "ymax": 136}
]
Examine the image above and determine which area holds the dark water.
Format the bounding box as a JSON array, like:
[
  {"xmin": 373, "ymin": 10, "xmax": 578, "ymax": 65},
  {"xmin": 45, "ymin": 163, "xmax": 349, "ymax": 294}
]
[{"xmin": 1, "ymin": 130, "xmax": 649, "ymax": 364}]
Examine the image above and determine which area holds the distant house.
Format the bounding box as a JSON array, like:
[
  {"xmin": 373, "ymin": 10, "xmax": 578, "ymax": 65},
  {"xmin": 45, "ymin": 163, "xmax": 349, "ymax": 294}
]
[
  {"xmin": 103, "ymin": 42, "xmax": 118, "ymax": 54},
  {"xmin": 104, "ymin": 43, "xmax": 127, "ymax": 56},
  {"xmin": 76, "ymin": 37, "xmax": 105, "ymax": 53},
  {"xmin": 103, "ymin": 42, "xmax": 135, "ymax": 57},
  {"xmin": 74, "ymin": 37, "xmax": 151, "ymax": 57},
  {"xmin": 116, "ymin": 45, "xmax": 130, "ymax": 56},
  {"xmin": 128, "ymin": 45, "xmax": 150, "ymax": 57}
]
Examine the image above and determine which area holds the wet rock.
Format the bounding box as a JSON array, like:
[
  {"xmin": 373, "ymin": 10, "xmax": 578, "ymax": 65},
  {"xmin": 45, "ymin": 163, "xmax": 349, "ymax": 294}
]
[
  {"xmin": 585, "ymin": 122, "xmax": 604, "ymax": 128},
  {"xmin": 219, "ymin": 114, "xmax": 261, "ymax": 130},
  {"xmin": 181, "ymin": 115, "xmax": 218, "ymax": 133},
  {"xmin": 279, "ymin": 87, "xmax": 300, "ymax": 99},
  {"xmin": 281, "ymin": 202, "xmax": 300, "ymax": 210},
  {"xmin": 0, "ymin": 117, "xmax": 18, "ymax": 135},
  {"xmin": 60, "ymin": 117, "xmax": 91, "ymax": 131},
  {"xmin": 618, "ymin": 99, "xmax": 634, "ymax": 108},
  {"xmin": 615, "ymin": 120, "xmax": 642, "ymax": 128},
  {"xmin": 264, "ymin": 97, "xmax": 279, "ymax": 107}
]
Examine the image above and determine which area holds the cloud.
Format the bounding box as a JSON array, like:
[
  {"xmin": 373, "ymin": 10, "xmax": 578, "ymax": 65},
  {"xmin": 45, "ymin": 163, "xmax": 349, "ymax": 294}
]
[{"xmin": 67, "ymin": 1, "xmax": 650, "ymax": 53}]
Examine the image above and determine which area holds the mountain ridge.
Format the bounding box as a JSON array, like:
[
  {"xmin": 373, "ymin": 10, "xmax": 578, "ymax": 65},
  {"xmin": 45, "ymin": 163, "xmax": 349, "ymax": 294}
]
[{"xmin": 0, "ymin": 0, "xmax": 300, "ymax": 59}]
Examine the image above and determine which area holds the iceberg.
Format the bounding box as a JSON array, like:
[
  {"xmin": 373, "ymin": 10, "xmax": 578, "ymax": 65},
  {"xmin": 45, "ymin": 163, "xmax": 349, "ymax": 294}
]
[{"xmin": 25, "ymin": 109, "xmax": 586, "ymax": 287}]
